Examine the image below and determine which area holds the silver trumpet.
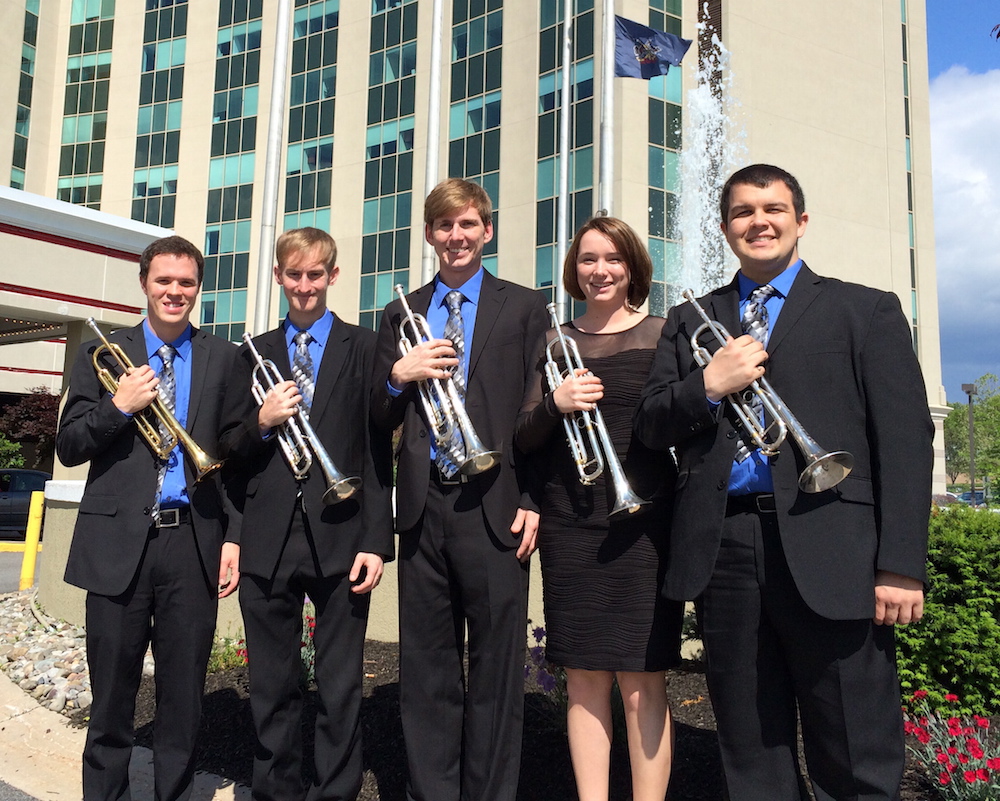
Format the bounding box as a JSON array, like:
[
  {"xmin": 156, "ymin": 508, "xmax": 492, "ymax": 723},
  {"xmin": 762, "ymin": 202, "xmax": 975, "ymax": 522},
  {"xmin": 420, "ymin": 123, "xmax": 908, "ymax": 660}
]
[
  {"xmin": 393, "ymin": 284, "xmax": 500, "ymax": 476},
  {"xmin": 681, "ymin": 289, "xmax": 853, "ymax": 493},
  {"xmin": 544, "ymin": 303, "xmax": 650, "ymax": 520},
  {"xmin": 242, "ymin": 334, "xmax": 361, "ymax": 504}
]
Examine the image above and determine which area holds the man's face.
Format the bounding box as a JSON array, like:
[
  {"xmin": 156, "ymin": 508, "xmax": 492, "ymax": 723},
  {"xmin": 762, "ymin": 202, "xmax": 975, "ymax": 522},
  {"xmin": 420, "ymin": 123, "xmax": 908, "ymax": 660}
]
[
  {"xmin": 721, "ymin": 181, "xmax": 808, "ymax": 282},
  {"xmin": 140, "ymin": 254, "xmax": 200, "ymax": 331},
  {"xmin": 425, "ymin": 202, "xmax": 494, "ymax": 287},
  {"xmin": 274, "ymin": 244, "xmax": 337, "ymax": 323}
]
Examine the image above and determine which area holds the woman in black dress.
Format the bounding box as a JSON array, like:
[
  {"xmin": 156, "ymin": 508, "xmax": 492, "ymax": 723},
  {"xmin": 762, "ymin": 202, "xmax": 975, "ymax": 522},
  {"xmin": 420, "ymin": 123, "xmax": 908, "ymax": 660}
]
[{"xmin": 515, "ymin": 217, "xmax": 682, "ymax": 801}]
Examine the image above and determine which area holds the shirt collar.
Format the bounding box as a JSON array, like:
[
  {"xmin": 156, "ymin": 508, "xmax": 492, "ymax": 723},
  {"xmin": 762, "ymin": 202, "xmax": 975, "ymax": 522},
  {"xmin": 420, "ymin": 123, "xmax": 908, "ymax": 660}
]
[
  {"xmin": 432, "ymin": 266, "xmax": 485, "ymax": 309},
  {"xmin": 737, "ymin": 258, "xmax": 803, "ymax": 301},
  {"xmin": 143, "ymin": 319, "xmax": 193, "ymax": 361},
  {"xmin": 283, "ymin": 308, "xmax": 335, "ymax": 349}
]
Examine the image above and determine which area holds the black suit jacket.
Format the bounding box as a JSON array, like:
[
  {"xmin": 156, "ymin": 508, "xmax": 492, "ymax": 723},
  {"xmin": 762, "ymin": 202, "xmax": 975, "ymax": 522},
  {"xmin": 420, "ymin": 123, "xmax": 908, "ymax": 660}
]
[
  {"xmin": 634, "ymin": 264, "xmax": 934, "ymax": 620},
  {"xmin": 219, "ymin": 319, "xmax": 394, "ymax": 578},
  {"xmin": 58, "ymin": 323, "xmax": 238, "ymax": 597},
  {"xmin": 371, "ymin": 271, "xmax": 549, "ymax": 545}
]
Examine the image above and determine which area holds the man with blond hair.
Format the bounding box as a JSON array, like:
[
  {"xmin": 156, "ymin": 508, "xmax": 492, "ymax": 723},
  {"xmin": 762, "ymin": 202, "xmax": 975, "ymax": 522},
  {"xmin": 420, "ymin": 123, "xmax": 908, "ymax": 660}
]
[
  {"xmin": 372, "ymin": 179, "xmax": 548, "ymax": 801},
  {"xmin": 221, "ymin": 227, "xmax": 394, "ymax": 801}
]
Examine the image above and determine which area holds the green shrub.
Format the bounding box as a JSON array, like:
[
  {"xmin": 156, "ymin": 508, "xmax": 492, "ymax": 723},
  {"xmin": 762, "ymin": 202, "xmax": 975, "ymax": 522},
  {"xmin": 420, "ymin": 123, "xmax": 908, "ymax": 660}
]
[
  {"xmin": 896, "ymin": 506, "xmax": 1000, "ymax": 714},
  {"xmin": 0, "ymin": 434, "xmax": 24, "ymax": 469}
]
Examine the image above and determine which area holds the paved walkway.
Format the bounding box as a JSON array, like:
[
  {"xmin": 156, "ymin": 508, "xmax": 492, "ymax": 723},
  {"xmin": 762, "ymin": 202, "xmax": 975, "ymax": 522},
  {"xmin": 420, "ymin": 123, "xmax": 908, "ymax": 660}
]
[{"xmin": 0, "ymin": 668, "xmax": 249, "ymax": 800}]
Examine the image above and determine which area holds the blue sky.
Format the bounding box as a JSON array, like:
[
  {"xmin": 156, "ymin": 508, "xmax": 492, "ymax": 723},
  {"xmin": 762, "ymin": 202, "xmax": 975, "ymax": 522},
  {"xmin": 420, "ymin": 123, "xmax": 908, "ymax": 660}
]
[{"xmin": 925, "ymin": 1, "xmax": 1000, "ymax": 403}]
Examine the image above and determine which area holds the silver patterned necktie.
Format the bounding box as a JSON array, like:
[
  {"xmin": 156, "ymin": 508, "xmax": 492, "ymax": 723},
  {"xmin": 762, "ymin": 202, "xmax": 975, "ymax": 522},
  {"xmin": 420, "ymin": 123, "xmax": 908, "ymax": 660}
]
[
  {"xmin": 435, "ymin": 290, "xmax": 468, "ymax": 478},
  {"xmin": 291, "ymin": 330, "xmax": 315, "ymax": 419},
  {"xmin": 735, "ymin": 284, "xmax": 775, "ymax": 462},
  {"xmin": 152, "ymin": 344, "xmax": 176, "ymax": 521},
  {"xmin": 443, "ymin": 290, "xmax": 467, "ymax": 395}
]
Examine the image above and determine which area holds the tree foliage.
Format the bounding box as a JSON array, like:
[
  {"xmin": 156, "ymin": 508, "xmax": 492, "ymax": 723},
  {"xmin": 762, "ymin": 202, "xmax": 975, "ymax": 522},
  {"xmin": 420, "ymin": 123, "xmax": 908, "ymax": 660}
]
[
  {"xmin": 943, "ymin": 374, "xmax": 1000, "ymax": 492},
  {"xmin": 0, "ymin": 433, "xmax": 25, "ymax": 469},
  {"xmin": 0, "ymin": 387, "xmax": 59, "ymax": 469}
]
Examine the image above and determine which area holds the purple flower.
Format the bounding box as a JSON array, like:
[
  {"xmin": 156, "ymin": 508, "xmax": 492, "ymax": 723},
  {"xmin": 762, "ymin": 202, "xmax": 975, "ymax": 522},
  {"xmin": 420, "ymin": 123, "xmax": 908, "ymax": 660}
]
[
  {"xmin": 537, "ymin": 668, "xmax": 557, "ymax": 694},
  {"xmin": 532, "ymin": 626, "xmax": 547, "ymax": 644}
]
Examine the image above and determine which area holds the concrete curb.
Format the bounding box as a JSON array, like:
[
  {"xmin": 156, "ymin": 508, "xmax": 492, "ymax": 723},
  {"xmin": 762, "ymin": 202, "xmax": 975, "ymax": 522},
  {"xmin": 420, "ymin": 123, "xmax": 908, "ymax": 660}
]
[{"xmin": 0, "ymin": 669, "xmax": 249, "ymax": 800}]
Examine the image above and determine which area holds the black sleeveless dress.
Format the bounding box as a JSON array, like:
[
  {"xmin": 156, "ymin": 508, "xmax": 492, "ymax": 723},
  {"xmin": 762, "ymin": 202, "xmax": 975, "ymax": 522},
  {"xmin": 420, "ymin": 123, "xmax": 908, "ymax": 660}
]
[{"xmin": 515, "ymin": 316, "xmax": 682, "ymax": 671}]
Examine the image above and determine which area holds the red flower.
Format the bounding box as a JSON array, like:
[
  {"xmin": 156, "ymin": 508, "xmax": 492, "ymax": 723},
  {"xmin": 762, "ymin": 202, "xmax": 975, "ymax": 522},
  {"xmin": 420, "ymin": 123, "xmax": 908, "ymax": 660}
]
[
  {"xmin": 958, "ymin": 753, "xmax": 970, "ymax": 764},
  {"xmin": 944, "ymin": 693, "xmax": 959, "ymax": 702},
  {"xmin": 976, "ymin": 769, "xmax": 989, "ymax": 781},
  {"xmin": 949, "ymin": 747, "xmax": 959, "ymax": 755},
  {"xmin": 987, "ymin": 757, "xmax": 1000, "ymax": 771},
  {"xmin": 913, "ymin": 690, "xmax": 928, "ymax": 700},
  {"xmin": 936, "ymin": 752, "xmax": 950, "ymax": 764},
  {"xmin": 948, "ymin": 718, "xmax": 964, "ymax": 736},
  {"xmin": 916, "ymin": 730, "xmax": 931, "ymax": 744},
  {"xmin": 975, "ymin": 715, "xmax": 990, "ymax": 729},
  {"xmin": 939, "ymin": 771, "xmax": 950, "ymax": 785},
  {"xmin": 963, "ymin": 769, "xmax": 977, "ymax": 784}
]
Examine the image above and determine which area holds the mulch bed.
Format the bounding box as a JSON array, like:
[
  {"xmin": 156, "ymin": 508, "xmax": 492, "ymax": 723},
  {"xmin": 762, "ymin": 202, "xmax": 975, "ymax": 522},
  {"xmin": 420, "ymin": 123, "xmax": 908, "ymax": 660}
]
[{"xmin": 121, "ymin": 640, "xmax": 939, "ymax": 800}]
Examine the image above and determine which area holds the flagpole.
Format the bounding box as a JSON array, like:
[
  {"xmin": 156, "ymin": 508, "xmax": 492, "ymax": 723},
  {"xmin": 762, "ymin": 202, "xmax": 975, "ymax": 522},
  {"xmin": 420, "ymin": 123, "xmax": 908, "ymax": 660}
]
[
  {"xmin": 421, "ymin": 0, "xmax": 445, "ymax": 286},
  {"xmin": 254, "ymin": 0, "xmax": 292, "ymax": 333},
  {"xmin": 555, "ymin": 0, "xmax": 573, "ymax": 322},
  {"xmin": 598, "ymin": 0, "xmax": 614, "ymax": 215}
]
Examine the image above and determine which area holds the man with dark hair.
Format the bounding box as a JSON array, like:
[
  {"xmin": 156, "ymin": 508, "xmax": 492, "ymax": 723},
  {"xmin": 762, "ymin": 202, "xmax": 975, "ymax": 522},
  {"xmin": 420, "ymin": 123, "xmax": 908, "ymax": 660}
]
[
  {"xmin": 58, "ymin": 235, "xmax": 239, "ymax": 801},
  {"xmin": 372, "ymin": 178, "xmax": 548, "ymax": 801},
  {"xmin": 635, "ymin": 164, "xmax": 933, "ymax": 800},
  {"xmin": 219, "ymin": 227, "xmax": 393, "ymax": 801}
]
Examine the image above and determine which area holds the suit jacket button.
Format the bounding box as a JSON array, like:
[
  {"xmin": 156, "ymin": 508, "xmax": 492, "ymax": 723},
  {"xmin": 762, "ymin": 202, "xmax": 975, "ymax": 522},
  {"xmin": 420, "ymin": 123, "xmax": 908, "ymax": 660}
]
[
  {"xmin": 143, "ymin": 507, "xmax": 151, "ymax": 516},
  {"xmin": 716, "ymin": 479, "xmax": 726, "ymax": 490},
  {"xmin": 419, "ymin": 430, "xmax": 426, "ymax": 438},
  {"xmin": 727, "ymin": 430, "xmax": 737, "ymax": 439}
]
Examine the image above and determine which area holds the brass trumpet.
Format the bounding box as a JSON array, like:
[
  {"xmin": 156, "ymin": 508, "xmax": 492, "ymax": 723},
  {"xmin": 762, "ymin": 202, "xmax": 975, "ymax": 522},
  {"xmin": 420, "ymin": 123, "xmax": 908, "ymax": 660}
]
[
  {"xmin": 544, "ymin": 303, "xmax": 650, "ymax": 520},
  {"xmin": 242, "ymin": 334, "xmax": 361, "ymax": 504},
  {"xmin": 681, "ymin": 290, "xmax": 853, "ymax": 493},
  {"xmin": 393, "ymin": 284, "xmax": 500, "ymax": 476},
  {"xmin": 85, "ymin": 317, "xmax": 223, "ymax": 482}
]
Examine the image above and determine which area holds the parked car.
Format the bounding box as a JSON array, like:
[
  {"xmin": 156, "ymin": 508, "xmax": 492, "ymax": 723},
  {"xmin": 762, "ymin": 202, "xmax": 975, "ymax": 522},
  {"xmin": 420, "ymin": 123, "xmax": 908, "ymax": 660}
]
[
  {"xmin": 957, "ymin": 490, "xmax": 986, "ymax": 507},
  {"xmin": 0, "ymin": 469, "xmax": 50, "ymax": 538}
]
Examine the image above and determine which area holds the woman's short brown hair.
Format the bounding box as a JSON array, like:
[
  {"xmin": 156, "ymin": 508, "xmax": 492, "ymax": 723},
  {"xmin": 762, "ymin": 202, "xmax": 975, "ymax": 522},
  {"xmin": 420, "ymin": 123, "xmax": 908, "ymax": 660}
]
[{"xmin": 562, "ymin": 217, "xmax": 653, "ymax": 308}]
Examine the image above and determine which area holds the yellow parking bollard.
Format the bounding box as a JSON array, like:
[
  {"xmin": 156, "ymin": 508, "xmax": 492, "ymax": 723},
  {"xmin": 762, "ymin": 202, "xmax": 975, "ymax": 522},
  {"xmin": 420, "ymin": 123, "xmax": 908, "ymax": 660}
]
[{"xmin": 19, "ymin": 490, "xmax": 45, "ymax": 591}]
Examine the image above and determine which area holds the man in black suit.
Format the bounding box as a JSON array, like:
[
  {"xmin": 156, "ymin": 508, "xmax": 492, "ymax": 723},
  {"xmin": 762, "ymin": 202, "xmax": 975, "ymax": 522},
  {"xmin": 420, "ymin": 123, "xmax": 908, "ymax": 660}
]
[
  {"xmin": 57, "ymin": 235, "xmax": 239, "ymax": 801},
  {"xmin": 372, "ymin": 178, "xmax": 548, "ymax": 801},
  {"xmin": 635, "ymin": 164, "xmax": 934, "ymax": 801},
  {"xmin": 220, "ymin": 227, "xmax": 394, "ymax": 801}
]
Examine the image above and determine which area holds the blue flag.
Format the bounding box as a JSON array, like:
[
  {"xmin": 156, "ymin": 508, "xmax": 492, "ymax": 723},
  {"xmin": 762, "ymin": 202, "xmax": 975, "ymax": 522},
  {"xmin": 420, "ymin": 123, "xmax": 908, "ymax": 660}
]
[{"xmin": 614, "ymin": 15, "xmax": 692, "ymax": 80}]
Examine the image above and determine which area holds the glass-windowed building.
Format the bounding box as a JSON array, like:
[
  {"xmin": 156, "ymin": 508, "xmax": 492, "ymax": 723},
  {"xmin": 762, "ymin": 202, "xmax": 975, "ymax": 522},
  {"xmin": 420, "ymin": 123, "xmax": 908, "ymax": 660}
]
[{"xmin": 0, "ymin": 0, "xmax": 945, "ymax": 425}]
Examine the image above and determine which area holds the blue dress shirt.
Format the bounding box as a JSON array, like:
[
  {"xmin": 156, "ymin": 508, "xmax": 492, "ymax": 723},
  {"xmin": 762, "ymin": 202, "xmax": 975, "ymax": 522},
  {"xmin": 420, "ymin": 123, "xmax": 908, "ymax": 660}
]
[
  {"xmin": 725, "ymin": 259, "xmax": 803, "ymax": 495},
  {"xmin": 143, "ymin": 320, "xmax": 192, "ymax": 508}
]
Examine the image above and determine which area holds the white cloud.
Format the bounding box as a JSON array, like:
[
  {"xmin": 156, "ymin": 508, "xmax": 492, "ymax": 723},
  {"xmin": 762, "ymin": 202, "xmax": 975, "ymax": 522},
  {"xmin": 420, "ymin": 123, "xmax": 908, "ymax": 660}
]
[{"xmin": 930, "ymin": 66, "xmax": 1000, "ymax": 403}]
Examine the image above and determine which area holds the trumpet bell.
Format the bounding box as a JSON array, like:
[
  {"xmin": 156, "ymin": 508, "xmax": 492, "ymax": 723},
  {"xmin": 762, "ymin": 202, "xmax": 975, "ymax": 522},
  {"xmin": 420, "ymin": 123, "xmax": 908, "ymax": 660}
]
[
  {"xmin": 322, "ymin": 475, "xmax": 363, "ymax": 505},
  {"xmin": 609, "ymin": 493, "xmax": 651, "ymax": 522},
  {"xmin": 459, "ymin": 449, "xmax": 502, "ymax": 476},
  {"xmin": 798, "ymin": 451, "xmax": 854, "ymax": 494}
]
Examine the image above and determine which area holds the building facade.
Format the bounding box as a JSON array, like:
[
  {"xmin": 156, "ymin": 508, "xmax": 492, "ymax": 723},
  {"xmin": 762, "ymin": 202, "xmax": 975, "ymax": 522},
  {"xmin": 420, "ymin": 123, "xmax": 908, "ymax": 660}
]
[{"xmin": 0, "ymin": 0, "xmax": 947, "ymax": 478}]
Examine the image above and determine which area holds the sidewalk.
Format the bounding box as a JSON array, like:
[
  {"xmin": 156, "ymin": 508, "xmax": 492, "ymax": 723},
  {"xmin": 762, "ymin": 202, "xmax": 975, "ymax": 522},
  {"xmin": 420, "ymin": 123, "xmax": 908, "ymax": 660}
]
[{"xmin": 0, "ymin": 668, "xmax": 249, "ymax": 800}]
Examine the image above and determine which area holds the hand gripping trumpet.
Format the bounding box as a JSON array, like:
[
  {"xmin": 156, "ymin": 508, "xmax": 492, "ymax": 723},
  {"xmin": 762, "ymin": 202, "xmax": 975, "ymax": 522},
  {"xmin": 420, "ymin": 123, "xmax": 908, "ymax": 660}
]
[
  {"xmin": 85, "ymin": 317, "xmax": 223, "ymax": 482},
  {"xmin": 544, "ymin": 303, "xmax": 650, "ymax": 520},
  {"xmin": 393, "ymin": 284, "xmax": 500, "ymax": 476},
  {"xmin": 681, "ymin": 289, "xmax": 854, "ymax": 493},
  {"xmin": 242, "ymin": 334, "xmax": 361, "ymax": 504}
]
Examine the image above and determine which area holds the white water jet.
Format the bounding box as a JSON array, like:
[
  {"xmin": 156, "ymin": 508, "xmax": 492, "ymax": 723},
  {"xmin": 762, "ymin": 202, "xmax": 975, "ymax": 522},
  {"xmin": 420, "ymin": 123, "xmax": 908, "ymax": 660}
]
[{"xmin": 672, "ymin": 13, "xmax": 746, "ymax": 304}]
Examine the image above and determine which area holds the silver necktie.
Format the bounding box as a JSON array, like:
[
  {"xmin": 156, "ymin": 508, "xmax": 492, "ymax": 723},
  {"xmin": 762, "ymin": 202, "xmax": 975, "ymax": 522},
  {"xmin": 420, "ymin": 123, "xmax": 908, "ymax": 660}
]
[{"xmin": 291, "ymin": 330, "xmax": 315, "ymax": 419}]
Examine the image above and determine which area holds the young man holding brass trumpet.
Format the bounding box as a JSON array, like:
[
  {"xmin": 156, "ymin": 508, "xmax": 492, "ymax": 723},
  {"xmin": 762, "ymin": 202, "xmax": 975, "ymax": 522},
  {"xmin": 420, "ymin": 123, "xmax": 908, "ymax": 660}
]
[
  {"xmin": 635, "ymin": 164, "xmax": 934, "ymax": 800},
  {"xmin": 57, "ymin": 235, "xmax": 239, "ymax": 801},
  {"xmin": 371, "ymin": 178, "xmax": 548, "ymax": 801},
  {"xmin": 219, "ymin": 227, "xmax": 393, "ymax": 801}
]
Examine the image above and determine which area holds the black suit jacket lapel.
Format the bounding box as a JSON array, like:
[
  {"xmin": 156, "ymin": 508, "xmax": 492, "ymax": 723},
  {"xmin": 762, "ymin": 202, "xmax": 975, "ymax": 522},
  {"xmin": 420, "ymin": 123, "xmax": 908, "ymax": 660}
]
[
  {"xmin": 469, "ymin": 271, "xmax": 503, "ymax": 379},
  {"xmin": 187, "ymin": 328, "xmax": 210, "ymax": 426},
  {"xmin": 706, "ymin": 276, "xmax": 742, "ymax": 344},
  {"xmin": 311, "ymin": 317, "xmax": 350, "ymax": 425},
  {"xmin": 767, "ymin": 263, "xmax": 822, "ymax": 356}
]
